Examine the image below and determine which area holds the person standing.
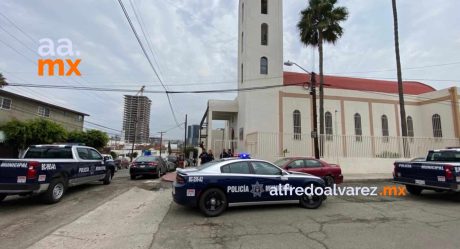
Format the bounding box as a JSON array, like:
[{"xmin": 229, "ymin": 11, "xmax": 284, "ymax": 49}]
[
  {"xmin": 207, "ymin": 149, "xmax": 215, "ymax": 162},
  {"xmin": 220, "ymin": 149, "xmax": 228, "ymax": 159},
  {"xmin": 199, "ymin": 150, "xmax": 209, "ymax": 164}
]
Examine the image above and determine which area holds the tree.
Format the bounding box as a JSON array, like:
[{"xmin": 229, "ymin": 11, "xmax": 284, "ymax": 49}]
[
  {"xmin": 0, "ymin": 119, "xmax": 67, "ymax": 152},
  {"xmin": 297, "ymin": 0, "xmax": 348, "ymax": 138},
  {"xmin": 67, "ymin": 129, "xmax": 109, "ymax": 150},
  {"xmin": 0, "ymin": 73, "xmax": 7, "ymax": 88},
  {"xmin": 391, "ymin": 0, "xmax": 409, "ymax": 157}
]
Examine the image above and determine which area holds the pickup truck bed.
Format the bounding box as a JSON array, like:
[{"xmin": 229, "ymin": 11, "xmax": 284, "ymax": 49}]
[{"xmin": 393, "ymin": 149, "xmax": 460, "ymax": 194}]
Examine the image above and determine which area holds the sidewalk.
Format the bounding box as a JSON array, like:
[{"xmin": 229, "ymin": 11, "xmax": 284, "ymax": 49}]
[
  {"xmin": 28, "ymin": 187, "xmax": 171, "ymax": 249},
  {"xmin": 162, "ymin": 171, "xmax": 177, "ymax": 182}
]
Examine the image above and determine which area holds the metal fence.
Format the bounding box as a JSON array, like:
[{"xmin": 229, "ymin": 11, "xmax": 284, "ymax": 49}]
[{"xmin": 245, "ymin": 132, "xmax": 460, "ymax": 160}]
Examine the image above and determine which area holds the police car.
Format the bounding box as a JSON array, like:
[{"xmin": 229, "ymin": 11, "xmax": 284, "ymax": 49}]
[
  {"xmin": 0, "ymin": 144, "xmax": 115, "ymax": 204},
  {"xmin": 173, "ymin": 157, "xmax": 326, "ymax": 216}
]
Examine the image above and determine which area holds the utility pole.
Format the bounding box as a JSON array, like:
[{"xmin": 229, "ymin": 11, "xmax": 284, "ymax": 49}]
[
  {"xmin": 158, "ymin": 131, "xmax": 166, "ymax": 156},
  {"xmin": 183, "ymin": 114, "xmax": 188, "ymax": 157},
  {"xmin": 311, "ymin": 72, "xmax": 320, "ymax": 159}
]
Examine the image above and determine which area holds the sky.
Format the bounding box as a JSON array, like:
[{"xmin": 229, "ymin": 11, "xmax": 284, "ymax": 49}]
[{"xmin": 0, "ymin": 0, "xmax": 459, "ymax": 140}]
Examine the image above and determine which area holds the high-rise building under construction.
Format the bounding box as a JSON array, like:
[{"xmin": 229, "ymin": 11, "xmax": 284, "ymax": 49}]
[{"xmin": 123, "ymin": 95, "xmax": 151, "ymax": 144}]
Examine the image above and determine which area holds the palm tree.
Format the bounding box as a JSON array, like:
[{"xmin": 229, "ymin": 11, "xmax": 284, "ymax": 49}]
[
  {"xmin": 297, "ymin": 0, "xmax": 348, "ymax": 139},
  {"xmin": 391, "ymin": 0, "xmax": 409, "ymax": 157}
]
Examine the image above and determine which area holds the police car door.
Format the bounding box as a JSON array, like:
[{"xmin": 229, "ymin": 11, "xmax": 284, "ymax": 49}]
[
  {"xmin": 75, "ymin": 148, "xmax": 93, "ymax": 184},
  {"xmin": 250, "ymin": 161, "xmax": 293, "ymax": 201},
  {"xmin": 220, "ymin": 161, "xmax": 254, "ymax": 203},
  {"xmin": 88, "ymin": 148, "xmax": 106, "ymax": 177}
]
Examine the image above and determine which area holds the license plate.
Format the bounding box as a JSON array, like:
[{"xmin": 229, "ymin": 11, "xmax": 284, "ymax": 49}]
[
  {"xmin": 140, "ymin": 165, "xmax": 145, "ymax": 168},
  {"xmin": 437, "ymin": 176, "xmax": 446, "ymax": 182},
  {"xmin": 17, "ymin": 176, "xmax": 26, "ymax": 183},
  {"xmin": 415, "ymin": 179, "xmax": 425, "ymax": 185}
]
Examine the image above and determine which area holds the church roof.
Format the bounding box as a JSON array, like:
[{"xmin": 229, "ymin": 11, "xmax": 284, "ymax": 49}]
[{"xmin": 283, "ymin": 71, "xmax": 435, "ymax": 95}]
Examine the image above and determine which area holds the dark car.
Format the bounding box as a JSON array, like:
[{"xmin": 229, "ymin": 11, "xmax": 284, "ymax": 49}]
[
  {"xmin": 173, "ymin": 158, "xmax": 326, "ymax": 217},
  {"xmin": 129, "ymin": 156, "xmax": 167, "ymax": 180},
  {"xmin": 273, "ymin": 157, "xmax": 343, "ymax": 186},
  {"xmin": 167, "ymin": 155, "xmax": 178, "ymax": 166}
]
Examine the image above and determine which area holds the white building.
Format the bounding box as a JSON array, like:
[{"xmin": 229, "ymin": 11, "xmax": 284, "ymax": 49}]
[{"xmin": 200, "ymin": 0, "xmax": 460, "ymax": 174}]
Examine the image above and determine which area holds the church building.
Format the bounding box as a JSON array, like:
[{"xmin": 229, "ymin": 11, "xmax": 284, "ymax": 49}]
[{"xmin": 199, "ymin": 0, "xmax": 460, "ymax": 174}]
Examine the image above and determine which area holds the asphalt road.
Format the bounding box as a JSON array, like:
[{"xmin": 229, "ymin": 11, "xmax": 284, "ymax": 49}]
[
  {"xmin": 0, "ymin": 169, "xmax": 156, "ymax": 249},
  {"xmin": 152, "ymin": 182, "xmax": 460, "ymax": 249},
  {"xmin": 2, "ymin": 174, "xmax": 460, "ymax": 249}
]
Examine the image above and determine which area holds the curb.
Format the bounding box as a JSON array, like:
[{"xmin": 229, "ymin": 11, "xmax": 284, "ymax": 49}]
[{"xmin": 343, "ymin": 178, "xmax": 393, "ymax": 183}]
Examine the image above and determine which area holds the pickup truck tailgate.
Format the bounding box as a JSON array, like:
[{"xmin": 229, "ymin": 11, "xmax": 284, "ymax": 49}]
[
  {"xmin": 0, "ymin": 160, "xmax": 31, "ymax": 184},
  {"xmin": 396, "ymin": 162, "xmax": 445, "ymax": 182}
]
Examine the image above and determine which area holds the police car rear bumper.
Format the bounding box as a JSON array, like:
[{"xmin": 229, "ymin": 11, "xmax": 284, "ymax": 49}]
[
  {"xmin": 172, "ymin": 182, "xmax": 198, "ymax": 207},
  {"xmin": 394, "ymin": 177, "xmax": 459, "ymax": 191},
  {"xmin": 0, "ymin": 183, "xmax": 49, "ymax": 194}
]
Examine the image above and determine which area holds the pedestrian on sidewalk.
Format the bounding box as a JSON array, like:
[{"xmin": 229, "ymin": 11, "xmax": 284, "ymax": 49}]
[
  {"xmin": 199, "ymin": 150, "xmax": 209, "ymax": 164},
  {"xmin": 220, "ymin": 149, "xmax": 228, "ymax": 159},
  {"xmin": 207, "ymin": 149, "xmax": 215, "ymax": 162}
]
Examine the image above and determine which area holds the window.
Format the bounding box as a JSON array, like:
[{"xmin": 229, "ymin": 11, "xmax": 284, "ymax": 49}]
[
  {"xmin": 242, "ymin": 3, "xmax": 244, "ymax": 23},
  {"xmin": 89, "ymin": 149, "xmax": 102, "ymax": 160},
  {"xmin": 251, "ymin": 161, "xmax": 281, "ymax": 175},
  {"xmin": 293, "ymin": 110, "xmax": 301, "ymax": 140},
  {"xmin": 261, "ymin": 23, "xmax": 268, "ymax": 45},
  {"xmin": 77, "ymin": 115, "xmax": 83, "ymax": 122},
  {"xmin": 38, "ymin": 106, "xmax": 50, "ymax": 117},
  {"xmin": 407, "ymin": 116, "xmax": 414, "ymax": 141},
  {"xmin": 305, "ymin": 159, "xmax": 322, "ymax": 168},
  {"xmin": 241, "ymin": 64, "xmax": 244, "ymax": 84},
  {"xmin": 381, "ymin": 115, "xmax": 389, "ymax": 142},
  {"xmin": 241, "ymin": 32, "xmax": 244, "ymax": 53},
  {"xmin": 325, "ymin": 111, "xmax": 333, "ymax": 140},
  {"xmin": 0, "ymin": 97, "xmax": 12, "ymax": 110},
  {"xmin": 77, "ymin": 148, "xmax": 90, "ymax": 160},
  {"xmin": 261, "ymin": 0, "xmax": 267, "ymax": 14},
  {"xmin": 221, "ymin": 162, "xmax": 251, "ymax": 174},
  {"xmin": 24, "ymin": 147, "xmax": 73, "ymax": 159},
  {"xmin": 239, "ymin": 127, "xmax": 244, "ymax": 141},
  {"xmin": 432, "ymin": 114, "xmax": 442, "ymax": 138},
  {"xmin": 260, "ymin": 57, "xmax": 268, "ymax": 74},
  {"xmin": 287, "ymin": 160, "xmax": 305, "ymax": 169},
  {"xmin": 354, "ymin": 113, "xmax": 362, "ymax": 142}
]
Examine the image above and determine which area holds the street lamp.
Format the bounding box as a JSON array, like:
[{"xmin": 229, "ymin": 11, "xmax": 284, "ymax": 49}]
[{"xmin": 284, "ymin": 60, "xmax": 320, "ymax": 159}]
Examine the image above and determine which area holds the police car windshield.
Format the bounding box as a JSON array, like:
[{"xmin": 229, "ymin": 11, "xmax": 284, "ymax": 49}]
[{"xmin": 135, "ymin": 156, "xmax": 159, "ymax": 162}]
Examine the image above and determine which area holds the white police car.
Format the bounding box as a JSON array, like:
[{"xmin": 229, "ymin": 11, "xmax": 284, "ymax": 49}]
[{"xmin": 172, "ymin": 157, "xmax": 326, "ymax": 217}]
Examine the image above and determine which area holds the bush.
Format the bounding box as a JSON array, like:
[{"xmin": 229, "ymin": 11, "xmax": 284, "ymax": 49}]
[{"xmin": 376, "ymin": 151, "xmax": 400, "ymax": 158}]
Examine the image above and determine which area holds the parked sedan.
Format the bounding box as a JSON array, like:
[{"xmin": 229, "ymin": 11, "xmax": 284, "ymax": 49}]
[
  {"xmin": 130, "ymin": 156, "xmax": 167, "ymax": 180},
  {"xmin": 273, "ymin": 157, "xmax": 343, "ymax": 186}
]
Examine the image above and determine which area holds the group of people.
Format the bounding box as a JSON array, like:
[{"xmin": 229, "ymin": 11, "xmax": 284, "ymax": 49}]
[{"xmin": 198, "ymin": 148, "xmax": 234, "ymax": 165}]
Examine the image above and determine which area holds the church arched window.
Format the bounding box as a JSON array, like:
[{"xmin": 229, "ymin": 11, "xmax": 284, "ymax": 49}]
[
  {"xmin": 261, "ymin": 23, "xmax": 268, "ymax": 45},
  {"xmin": 261, "ymin": 0, "xmax": 268, "ymax": 14},
  {"xmin": 325, "ymin": 111, "xmax": 333, "ymax": 140},
  {"xmin": 293, "ymin": 110, "xmax": 301, "ymax": 140},
  {"xmin": 260, "ymin": 57, "xmax": 268, "ymax": 74},
  {"xmin": 432, "ymin": 114, "xmax": 442, "ymax": 138}
]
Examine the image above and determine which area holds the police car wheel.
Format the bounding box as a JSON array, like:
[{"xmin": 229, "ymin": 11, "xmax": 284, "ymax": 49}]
[
  {"xmin": 199, "ymin": 188, "xmax": 227, "ymax": 217},
  {"xmin": 0, "ymin": 194, "xmax": 6, "ymax": 202},
  {"xmin": 103, "ymin": 169, "xmax": 113, "ymax": 185},
  {"xmin": 299, "ymin": 183, "xmax": 323, "ymax": 209},
  {"xmin": 42, "ymin": 178, "xmax": 66, "ymax": 204}
]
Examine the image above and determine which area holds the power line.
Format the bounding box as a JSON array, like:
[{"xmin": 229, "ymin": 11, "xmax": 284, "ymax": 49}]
[
  {"xmin": 0, "ymin": 12, "xmax": 36, "ymax": 43},
  {"xmin": 117, "ymin": 0, "xmax": 180, "ymax": 126}
]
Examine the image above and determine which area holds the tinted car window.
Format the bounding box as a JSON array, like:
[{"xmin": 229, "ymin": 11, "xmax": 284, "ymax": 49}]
[
  {"xmin": 251, "ymin": 161, "xmax": 281, "ymax": 175},
  {"xmin": 89, "ymin": 149, "xmax": 102, "ymax": 160},
  {"xmin": 427, "ymin": 151, "xmax": 460, "ymax": 162},
  {"xmin": 77, "ymin": 148, "xmax": 90, "ymax": 160},
  {"xmin": 24, "ymin": 147, "xmax": 73, "ymax": 159},
  {"xmin": 305, "ymin": 160, "xmax": 322, "ymax": 167},
  {"xmin": 135, "ymin": 156, "xmax": 159, "ymax": 162},
  {"xmin": 222, "ymin": 162, "xmax": 250, "ymax": 174},
  {"xmin": 288, "ymin": 160, "xmax": 305, "ymax": 169}
]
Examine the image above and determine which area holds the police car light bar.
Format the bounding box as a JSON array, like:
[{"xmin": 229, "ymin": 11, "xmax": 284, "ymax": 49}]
[{"xmin": 238, "ymin": 153, "xmax": 251, "ymax": 159}]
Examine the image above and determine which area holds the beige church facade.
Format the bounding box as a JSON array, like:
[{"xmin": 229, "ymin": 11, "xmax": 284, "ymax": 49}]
[{"xmin": 200, "ymin": 0, "xmax": 460, "ymax": 174}]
